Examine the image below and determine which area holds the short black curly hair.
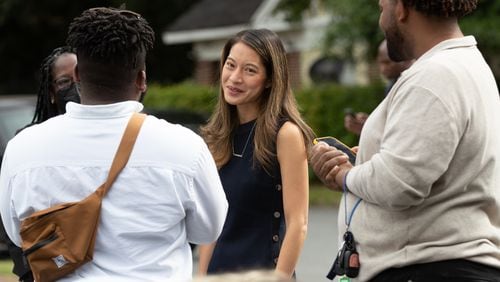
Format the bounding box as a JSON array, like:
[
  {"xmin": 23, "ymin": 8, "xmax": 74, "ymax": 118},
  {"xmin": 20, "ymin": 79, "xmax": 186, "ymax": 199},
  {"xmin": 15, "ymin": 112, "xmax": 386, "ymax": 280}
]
[
  {"xmin": 400, "ymin": 0, "xmax": 478, "ymax": 18},
  {"xmin": 66, "ymin": 7, "xmax": 154, "ymax": 92},
  {"xmin": 67, "ymin": 7, "xmax": 154, "ymax": 67}
]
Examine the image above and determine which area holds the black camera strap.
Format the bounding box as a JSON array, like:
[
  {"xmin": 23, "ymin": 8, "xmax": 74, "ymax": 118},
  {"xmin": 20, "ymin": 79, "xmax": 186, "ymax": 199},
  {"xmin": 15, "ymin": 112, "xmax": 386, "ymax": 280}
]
[{"xmin": 327, "ymin": 172, "xmax": 362, "ymax": 281}]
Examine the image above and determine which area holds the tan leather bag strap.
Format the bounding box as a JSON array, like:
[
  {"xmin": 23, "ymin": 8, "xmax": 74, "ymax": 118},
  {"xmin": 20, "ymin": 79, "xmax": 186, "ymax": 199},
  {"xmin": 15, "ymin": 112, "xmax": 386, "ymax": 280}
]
[{"xmin": 96, "ymin": 112, "xmax": 146, "ymax": 197}]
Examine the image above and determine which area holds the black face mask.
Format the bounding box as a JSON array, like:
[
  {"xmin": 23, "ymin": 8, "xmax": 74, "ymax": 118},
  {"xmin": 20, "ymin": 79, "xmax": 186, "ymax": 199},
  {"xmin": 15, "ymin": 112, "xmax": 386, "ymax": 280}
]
[{"xmin": 55, "ymin": 83, "xmax": 80, "ymax": 114}]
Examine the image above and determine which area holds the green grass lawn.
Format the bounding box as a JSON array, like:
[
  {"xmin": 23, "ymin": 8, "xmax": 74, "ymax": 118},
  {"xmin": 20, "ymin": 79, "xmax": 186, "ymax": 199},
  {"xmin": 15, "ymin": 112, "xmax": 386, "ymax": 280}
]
[
  {"xmin": 0, "ymin": 259, "xmax": 14, "ymax": 277},
  {"xmin": 309, "ymin": 182, "xmax": 342, "ymax": 206},
  {"xmin": 0, "ymin": 183, "xmax": 340, "ymax": 277}
]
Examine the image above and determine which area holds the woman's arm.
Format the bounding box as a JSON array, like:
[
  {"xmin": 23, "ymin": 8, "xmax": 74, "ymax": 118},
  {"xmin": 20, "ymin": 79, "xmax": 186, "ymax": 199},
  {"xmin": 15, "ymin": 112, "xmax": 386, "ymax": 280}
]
[
  {"xmin": 275, "ymin": 122, "xmax": 309, "ymax": 278},
  {"xmin": 197, "ymin": 243, "xmax": 216, "ymax": 276}
]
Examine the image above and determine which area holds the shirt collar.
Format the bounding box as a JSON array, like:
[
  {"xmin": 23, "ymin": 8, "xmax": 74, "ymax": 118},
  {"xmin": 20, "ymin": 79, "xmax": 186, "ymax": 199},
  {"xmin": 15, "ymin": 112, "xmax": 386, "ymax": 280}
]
[
  {"xmin": 66, "ymin": 100, "xmax": 144, "ymax": 119},
  {"xmin": 418, "ymin": 35, "xmax": 477, "ymax": 62}
]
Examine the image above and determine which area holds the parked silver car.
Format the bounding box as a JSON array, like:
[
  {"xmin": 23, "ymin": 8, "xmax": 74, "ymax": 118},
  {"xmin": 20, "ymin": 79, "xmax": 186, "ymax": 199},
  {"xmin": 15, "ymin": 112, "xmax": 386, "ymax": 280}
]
[
  {"xmin": 0, "ymin": 95, "xmax": 36, "ymax": 258},
  {"xmin": 0, "ymin": 95, "xmax": 37, "ymax": 162}
]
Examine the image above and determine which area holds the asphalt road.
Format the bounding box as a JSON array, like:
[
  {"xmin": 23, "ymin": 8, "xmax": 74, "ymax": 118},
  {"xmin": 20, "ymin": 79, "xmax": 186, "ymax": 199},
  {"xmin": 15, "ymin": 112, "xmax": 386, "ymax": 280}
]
[
  {"xmin": 296, "ymin": 206, "xmax": 340, "ymax": 282},
  {"xmin": 192, "ymin": 205, "xmax": 341, "ymax": 282}
]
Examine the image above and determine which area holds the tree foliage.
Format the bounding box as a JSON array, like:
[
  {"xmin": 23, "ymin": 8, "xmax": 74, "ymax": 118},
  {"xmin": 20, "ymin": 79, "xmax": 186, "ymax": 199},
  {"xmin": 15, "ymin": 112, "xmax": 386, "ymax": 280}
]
[
  {"xmin": 322, "ymin": 1, "xmax": 382, "ymax": 60},
  {"xmin": 276, "ymin": 0, "xmax": 382, "ymax": 61},
  {"xmin": 273, "ymin": 0, "xmax": 312, "ymax": 21},
  {"xmin": 0, "ymin": 0, "xmax": 198, "ymax": 94},
  {"xmin": 460, "ymin": 0, "xmax": 500, "ymax": 79},
  {"xmin": 277, "ymin": 0, "xmax": 500, "ymax": 79}
]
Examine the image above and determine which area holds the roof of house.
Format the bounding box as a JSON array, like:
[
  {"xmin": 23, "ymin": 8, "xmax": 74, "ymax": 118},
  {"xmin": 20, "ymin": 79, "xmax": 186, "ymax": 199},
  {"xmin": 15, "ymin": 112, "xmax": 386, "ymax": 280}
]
[
  {"xmin": 167, "ymin": 0, "xmax": 265, "ymax": 31},
  {"xmin": 162, "ymin": 0, "xmax": 331, "ymax": 46}
]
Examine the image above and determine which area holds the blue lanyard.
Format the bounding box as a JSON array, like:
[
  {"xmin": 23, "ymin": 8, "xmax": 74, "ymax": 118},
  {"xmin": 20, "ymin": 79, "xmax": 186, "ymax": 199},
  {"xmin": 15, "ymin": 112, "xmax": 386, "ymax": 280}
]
[{"xmin": 343, "ymin": 172, "xmax": 362, "ymax": 229}]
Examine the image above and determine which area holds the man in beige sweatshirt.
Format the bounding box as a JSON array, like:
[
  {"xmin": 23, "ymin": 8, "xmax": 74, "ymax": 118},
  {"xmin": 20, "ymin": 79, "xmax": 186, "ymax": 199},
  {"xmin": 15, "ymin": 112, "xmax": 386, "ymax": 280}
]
[{"xmin": 311, "ymin": 0, "xmax": 500, "ymax": 281}]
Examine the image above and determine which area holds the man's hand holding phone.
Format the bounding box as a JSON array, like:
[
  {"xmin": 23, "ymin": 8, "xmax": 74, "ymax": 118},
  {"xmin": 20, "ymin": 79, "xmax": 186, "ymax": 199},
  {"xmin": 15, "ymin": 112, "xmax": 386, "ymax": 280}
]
[{"xmin": 311, "ymin": 137, "xmax": 355, "ymax": 191}]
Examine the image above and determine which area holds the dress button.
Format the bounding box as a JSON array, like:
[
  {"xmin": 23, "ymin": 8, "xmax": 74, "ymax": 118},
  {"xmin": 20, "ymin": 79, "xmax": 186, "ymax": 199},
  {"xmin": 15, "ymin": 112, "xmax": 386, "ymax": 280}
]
[
  {"xmin": 276, "ymin": 184, "xmax": 282, "ymax": 191},
  {"xmin": 272, "ymin": 235, "xmax": 279, "ymax": 242},
  {"xmin": 274, "ymin": 211, "xmax": 281, "ymax": 218}
]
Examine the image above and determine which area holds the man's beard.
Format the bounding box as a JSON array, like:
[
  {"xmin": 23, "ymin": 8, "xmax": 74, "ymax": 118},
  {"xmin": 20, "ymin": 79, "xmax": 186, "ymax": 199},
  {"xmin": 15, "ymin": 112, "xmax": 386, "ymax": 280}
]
[{"xmin": 385, "ymin": 22, "xmax": 408, "ymax": 62}]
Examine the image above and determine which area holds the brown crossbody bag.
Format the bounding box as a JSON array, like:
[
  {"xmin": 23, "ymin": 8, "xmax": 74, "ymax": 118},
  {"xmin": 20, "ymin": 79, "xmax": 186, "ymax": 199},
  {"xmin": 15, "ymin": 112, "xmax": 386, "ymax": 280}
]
[{"xmin": 19, "ymin": 112, "xmax": 146, "ymax": 282}]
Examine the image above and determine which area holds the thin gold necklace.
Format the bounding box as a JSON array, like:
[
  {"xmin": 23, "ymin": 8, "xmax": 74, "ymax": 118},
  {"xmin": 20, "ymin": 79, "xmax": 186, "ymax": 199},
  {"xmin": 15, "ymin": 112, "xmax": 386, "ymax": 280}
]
[{"xmin": 232, "ymin": 122, "xmax": 256, "ymax": 158}]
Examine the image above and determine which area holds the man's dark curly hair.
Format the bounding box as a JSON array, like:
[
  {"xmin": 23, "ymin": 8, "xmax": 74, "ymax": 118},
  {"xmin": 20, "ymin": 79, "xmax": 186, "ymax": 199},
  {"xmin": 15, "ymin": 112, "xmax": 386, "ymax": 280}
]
[
  {"xmin": 400, "ymin": 0, "xmax": 478, "ymax": 18},
  {"xmin": 66, "ymin": 7, "xmax": 154, "ymax": 92}
]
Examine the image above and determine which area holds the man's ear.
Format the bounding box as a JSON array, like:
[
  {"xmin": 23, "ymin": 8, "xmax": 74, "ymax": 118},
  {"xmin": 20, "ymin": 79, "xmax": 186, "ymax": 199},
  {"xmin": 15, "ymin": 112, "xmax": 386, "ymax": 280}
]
[
  {"xmin": 136, "ymin": 70, "xmax": 147, "ymax": 93},
  {"xmin": 395, "ymin": 0, "xmax": 409, "ymax": 22}
]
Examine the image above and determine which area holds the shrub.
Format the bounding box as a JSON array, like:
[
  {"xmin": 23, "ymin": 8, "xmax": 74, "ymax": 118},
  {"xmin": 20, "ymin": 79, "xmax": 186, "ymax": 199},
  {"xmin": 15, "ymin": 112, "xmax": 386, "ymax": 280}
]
[
  {"xmin": 143, "ymin": 82, "xmax": 218, "ymax": 115},
  {"xmin": 296, "ymin": 83, "xmax": 385, "ymax": 147},
  {"xmin": 143, "ymin": 82, "xmax": 385, "ymax": 147}
]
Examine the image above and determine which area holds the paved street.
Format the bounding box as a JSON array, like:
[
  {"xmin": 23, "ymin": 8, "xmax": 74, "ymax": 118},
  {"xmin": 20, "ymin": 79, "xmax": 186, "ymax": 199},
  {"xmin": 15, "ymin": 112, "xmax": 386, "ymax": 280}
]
[
  {"xmin": 192, "ymin": 205, "xmax": 340, "ymax": 282},
  {"xmin": 296, "ymin": 206, "xmax": 339, "ymax": 282}
]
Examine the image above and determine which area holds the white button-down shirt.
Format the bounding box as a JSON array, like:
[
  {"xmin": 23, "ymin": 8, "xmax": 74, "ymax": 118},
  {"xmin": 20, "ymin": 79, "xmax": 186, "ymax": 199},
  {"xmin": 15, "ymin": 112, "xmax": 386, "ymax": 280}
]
[{"xmin": 0, "ymin": 101, "xmax": 228, "ymax": 281}]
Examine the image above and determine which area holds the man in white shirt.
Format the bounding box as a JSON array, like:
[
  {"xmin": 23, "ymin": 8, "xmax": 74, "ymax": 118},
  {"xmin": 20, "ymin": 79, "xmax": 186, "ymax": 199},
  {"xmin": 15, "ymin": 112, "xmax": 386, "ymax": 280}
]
[
  {"xmin": 0, "ymin": 7, "xmax": 228, "ymax": 281},
  {"xmin": 311, "ymin": 0, "xmax": 500, "ymax": 281}
]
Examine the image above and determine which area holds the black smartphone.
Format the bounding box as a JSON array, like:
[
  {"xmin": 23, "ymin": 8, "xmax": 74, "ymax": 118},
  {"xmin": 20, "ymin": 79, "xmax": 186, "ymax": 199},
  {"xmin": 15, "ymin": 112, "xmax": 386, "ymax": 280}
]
[
  {"xmin": 344, "ymin": 108, "xmax": 356, "ymax": 118},
  {"xmin": 313, "ymin": 136, "xmax": 356, "ymax": 165}
]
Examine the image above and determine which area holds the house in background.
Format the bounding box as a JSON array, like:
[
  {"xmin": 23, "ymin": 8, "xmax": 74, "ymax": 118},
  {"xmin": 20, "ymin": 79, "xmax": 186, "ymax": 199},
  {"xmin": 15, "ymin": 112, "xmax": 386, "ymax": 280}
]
[{"xmin": 162, "ymin": 0, "xmax": 359, "ymax": 89}]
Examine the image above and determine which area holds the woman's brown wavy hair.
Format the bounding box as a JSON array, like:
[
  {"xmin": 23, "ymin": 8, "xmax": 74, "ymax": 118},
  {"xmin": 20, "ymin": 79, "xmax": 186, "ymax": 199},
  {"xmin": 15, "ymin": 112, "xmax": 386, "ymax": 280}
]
[{"xmin": 200, "ymin": 29, "xmax": 315, "ymax": 171}]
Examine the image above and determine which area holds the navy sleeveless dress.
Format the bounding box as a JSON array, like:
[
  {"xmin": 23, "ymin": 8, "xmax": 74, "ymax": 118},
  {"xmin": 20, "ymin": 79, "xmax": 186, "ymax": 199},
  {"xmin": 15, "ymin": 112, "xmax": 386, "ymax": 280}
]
[{"xmin": 207, "ymin": 119, "xmax": 285, "ymax": 273}]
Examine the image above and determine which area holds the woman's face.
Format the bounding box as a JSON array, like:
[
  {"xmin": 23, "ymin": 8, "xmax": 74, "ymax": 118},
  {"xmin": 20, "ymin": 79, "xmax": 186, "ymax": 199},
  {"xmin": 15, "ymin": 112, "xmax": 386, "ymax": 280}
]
[
  {"xmin": 222, "ymin": 42, "xmax": 268, "ymax": 118},
  {"xmin": 50, "ymin": 53, "xmax": 78, "ymax": 111},
  {"xmin": 51, "ymin": 53, "xmax": 77, "ymax": 93}
]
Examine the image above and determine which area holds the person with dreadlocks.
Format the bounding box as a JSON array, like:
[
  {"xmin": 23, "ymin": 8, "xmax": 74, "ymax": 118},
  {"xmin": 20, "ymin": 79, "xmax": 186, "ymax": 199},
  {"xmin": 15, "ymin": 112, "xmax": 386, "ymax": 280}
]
[
  {"xmin": 0, "ymin": 7, "xmax": 227, "ymax": 281},
  {"xmin": 311, "ymin": 0, "xmax": 500, "ymax": 281},
  {"xmin": 0, "ymin": 45, "xmax": 79, "ymax": 282},
  {"xmin": 31, "ymin": 46, "xmax": 80, "ymax": 125}
]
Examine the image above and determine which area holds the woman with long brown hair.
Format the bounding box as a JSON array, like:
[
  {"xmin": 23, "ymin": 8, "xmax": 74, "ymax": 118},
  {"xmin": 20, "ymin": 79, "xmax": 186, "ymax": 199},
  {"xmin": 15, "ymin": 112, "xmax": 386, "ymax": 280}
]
[{"xmin": 198, "ymin": 28, "xmax": 315, "ymax": 279}]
